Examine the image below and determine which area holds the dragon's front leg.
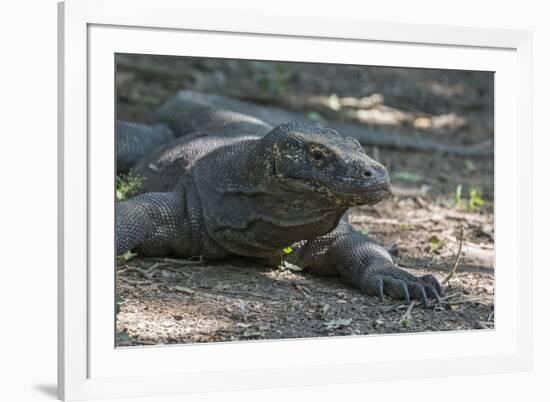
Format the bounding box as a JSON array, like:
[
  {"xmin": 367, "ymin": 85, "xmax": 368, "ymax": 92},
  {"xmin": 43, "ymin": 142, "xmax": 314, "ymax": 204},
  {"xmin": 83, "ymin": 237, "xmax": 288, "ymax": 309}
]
[{"xmin": 293, "ymin": 220, "xmax": 442, "ymax": 304}]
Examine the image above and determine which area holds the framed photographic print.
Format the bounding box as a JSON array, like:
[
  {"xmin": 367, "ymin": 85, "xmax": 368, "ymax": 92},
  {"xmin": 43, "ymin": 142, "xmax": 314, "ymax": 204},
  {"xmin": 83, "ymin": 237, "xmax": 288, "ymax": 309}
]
[{"xmin": 58, "ymin": 0, "xmax": 533, "ymax": 400}]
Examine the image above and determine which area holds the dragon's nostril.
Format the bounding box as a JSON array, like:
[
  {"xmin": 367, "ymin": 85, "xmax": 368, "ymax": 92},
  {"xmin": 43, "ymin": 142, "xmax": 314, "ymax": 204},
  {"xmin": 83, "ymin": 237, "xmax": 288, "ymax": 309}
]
[{"xmin": 364, "ymin": 168, "xmax": 373, "ymax": 178}]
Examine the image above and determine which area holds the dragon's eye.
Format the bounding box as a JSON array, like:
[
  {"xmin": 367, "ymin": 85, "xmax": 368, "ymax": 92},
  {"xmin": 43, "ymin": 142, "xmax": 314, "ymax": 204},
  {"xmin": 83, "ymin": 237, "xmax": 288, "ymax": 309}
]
[{"xmin": 311, "ymin": 150, "xmax": 325, "ymax": 161}]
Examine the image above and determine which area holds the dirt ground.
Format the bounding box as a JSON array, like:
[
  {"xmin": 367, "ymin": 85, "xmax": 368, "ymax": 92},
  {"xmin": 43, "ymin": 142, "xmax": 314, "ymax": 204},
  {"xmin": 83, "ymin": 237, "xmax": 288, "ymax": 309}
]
[{"xmin": 115, "ymin": 55, "xmax": 494, "ymax": 346}]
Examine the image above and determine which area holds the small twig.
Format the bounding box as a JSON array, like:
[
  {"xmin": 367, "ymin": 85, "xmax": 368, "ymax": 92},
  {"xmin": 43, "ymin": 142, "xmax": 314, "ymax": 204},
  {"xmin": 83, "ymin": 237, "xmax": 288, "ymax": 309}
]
[
  {"xmin": 415, "ymin": 196, "xmax": 428, "ymax": 209},
  {"xmin": 293, "ymin": 283, "xmax": 312, "ymax": 295},
  {"xmin": 123, "ymin": 257, "xmax": 205, "ymax": 280},
  {"xmin": 476, "ymin": 321, "xmax": 490, "ymax": 329},
  {"xmin": 350, "ymin": 210, "xmax": 488, "ymax": 226},
  {"xmin": 172, "ymin": 285, "xmax": 195, "ymax": 295},
  {"xmin": 442, "ymin": 225, "xmax": 464, "ymax": 285},
  {"xmin": 439, "ymin": 292, "xmax": 464, "ymax": 301},
  {"xmin": 400, "ymin": 300, "xmax": 416, "ymax": 322},
  {"xmin": 438, "ymin": 295, "xmax": 493, "ymax": 305},
  {"xmin": 125, "ymin": 263, "xmax": 160, "ymax": 280},
  {"xmin": 163, "ymin": 257, "xmax": 205, "ymax": 265},
  {"xmin": 141, "ymin": 256, "xmax": 205, "ymax": 265},
  {"xmin": 160, "ymin": 266, "xmax": 194, "ymax": 279}
]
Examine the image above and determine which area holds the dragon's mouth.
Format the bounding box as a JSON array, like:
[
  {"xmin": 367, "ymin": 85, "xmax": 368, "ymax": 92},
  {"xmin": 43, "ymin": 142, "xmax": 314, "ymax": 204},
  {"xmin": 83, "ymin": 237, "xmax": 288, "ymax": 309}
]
[
  {"xmin": 281, "ymin": 174, "xmax": 391, "ymax": 202},
  {"xmin": 272, "ymin": 158, "xmax": 390, "ymax": 204}
]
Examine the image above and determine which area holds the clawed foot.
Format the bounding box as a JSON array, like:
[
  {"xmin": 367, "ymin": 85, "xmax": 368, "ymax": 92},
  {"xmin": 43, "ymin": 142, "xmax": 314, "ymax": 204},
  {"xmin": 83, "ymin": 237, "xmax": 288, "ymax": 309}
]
[{"xmin": 361, "ymin": 267, "xmax": 443, "ymax": 306}]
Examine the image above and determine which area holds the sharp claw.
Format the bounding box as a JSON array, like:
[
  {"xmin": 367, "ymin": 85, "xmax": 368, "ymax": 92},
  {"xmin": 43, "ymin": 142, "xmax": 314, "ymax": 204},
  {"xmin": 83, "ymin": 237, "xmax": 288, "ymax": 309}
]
[
  {"xmin": 376, "ymin": 277, "xmax": 384, "ymax": 302},
  {"xmin": 422, "ymin": 274, "xmax": 443, "ymax": 297},
  {"xmin": 426, "ymin": 285, "xmax": 442, "ymax": 303},
  {"xmin": 434, "ymin": 292, "xmax": 442, "ymax": 304},
  {"xmin": 361, "ymin": 268, "xmax": 443, "ymax": 304},
  {"xmin": 415, "ymin": 284, "xmax": 429, "ymax": 306},
  {"xmin": 399, "ymin": 280, "xmax": 411, "ymax": 304}
]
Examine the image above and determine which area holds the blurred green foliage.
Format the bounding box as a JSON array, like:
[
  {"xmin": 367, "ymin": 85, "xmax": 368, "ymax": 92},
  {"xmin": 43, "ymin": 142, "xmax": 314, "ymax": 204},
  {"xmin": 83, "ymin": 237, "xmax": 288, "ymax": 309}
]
[
  {"xmin": 428, "ymin": 234, "xmax": 444, "ymax": 254},
  {"xmin": 253, "ymin": 62, "xmax": 292, "ymax": 97},
  {"xmin": 393, "ymin": 171, "xmax": 423, "ymax": 183},
  {"xmin": 116, "ymin": 173, "xmax": 144, "ymax": 201},
  {"xmin": 454, "ymin": 184, "xmax": 486, "ymax": 211}
]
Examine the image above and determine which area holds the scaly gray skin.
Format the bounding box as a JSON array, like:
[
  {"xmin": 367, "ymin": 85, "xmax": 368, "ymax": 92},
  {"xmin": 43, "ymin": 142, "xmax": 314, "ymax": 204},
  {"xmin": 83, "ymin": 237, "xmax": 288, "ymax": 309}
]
[
  {"xmin": 116, "ymin": 120, "xmax": 174, "ymax": 173},
  {"xmin": 130, "ymin": 102, "xmax": 274, "ymax": 192},
  {"xmin": 152, "ymin": 91, "xmax": 273, "ymax": 137},
  {"xmin": 117, "ymin": 122, "xmax": 442, "ymax": 305},
  {"xmin": 116, "ymin": 97, "xmax": 273, "ymax": 176}
]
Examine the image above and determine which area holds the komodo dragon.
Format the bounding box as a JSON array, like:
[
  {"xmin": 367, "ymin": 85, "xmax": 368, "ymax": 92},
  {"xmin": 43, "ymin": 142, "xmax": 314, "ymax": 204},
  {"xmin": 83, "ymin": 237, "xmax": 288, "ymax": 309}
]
[
  {"xmin": 115, "ymin": 90, "xmax": 492, "ymax": 174},
  {"xmin": 116, "ymin": 111, "xmax": 443, "ymax": 304}
]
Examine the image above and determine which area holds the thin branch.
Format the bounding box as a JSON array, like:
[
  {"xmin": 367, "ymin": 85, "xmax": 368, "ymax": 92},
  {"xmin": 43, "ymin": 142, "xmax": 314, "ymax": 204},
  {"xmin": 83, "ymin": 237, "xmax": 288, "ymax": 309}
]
[
  {"xmin": 438, "ymin": 295, "xmax": 493, "ymax": 305},
  {"xmin": 442, "ymin": 225, "xmax": 464, "ymax": 285},
  {"xmin": 125, "ymin": 263, "xmax": 160, "ymax": 280},
  {"xmin": 439, "ymin": 292, "xmax": 464, "ymax": 301},
  {"xmin": 399, "ymin": 300, "xmax": 416, "ymax": 324},
  {"xmin": 162, "ymin": 257, "xmax": 205, "ymax": 265},
  {"xmin": 160, "ymin": 266, "xmax": 194, "ymax": 280}
]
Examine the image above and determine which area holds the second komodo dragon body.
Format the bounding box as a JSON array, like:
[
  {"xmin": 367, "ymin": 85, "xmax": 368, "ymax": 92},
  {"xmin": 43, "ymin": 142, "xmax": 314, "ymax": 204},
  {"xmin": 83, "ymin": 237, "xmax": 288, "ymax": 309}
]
[{"xmin": 116, "ymin": 95, "xmax": 442, "ymax": 305}]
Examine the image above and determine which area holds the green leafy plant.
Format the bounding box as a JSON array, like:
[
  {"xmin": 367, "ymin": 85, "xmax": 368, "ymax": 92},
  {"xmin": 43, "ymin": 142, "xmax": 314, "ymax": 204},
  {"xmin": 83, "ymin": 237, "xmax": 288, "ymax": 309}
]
[
  {"xmin": 428, "ymin": 235, "xmax": 444, "ymax": 254},
  {"xmin": 117, "ymin": 250, "xmax": 137, "ymax": 265},
  {"xmin": 467, "ymin": 188, "xmax": 486, "ymax": 210},
  {"xmin": 453, "ymin": 184, "xmax": 486, "ymax": 210},
  {"xmin": 399, "ymin": 223, "xmax": 411, "ymax": 231},
  {"xmin": 278, "ymin": 244, "xmax": 302, "ymax": 271},
  {"xmin": 282, "ymin": 246, "xmax": 293, "ymax": 255},
  {"xmin": 116, "ymin": 173, "xmax": 144, "ymax": 201}
]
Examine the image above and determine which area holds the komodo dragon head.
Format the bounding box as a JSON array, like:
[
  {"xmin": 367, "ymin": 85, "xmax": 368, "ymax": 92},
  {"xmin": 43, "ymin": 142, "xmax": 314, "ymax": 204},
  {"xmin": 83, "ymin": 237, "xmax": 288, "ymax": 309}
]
[{"xmin": 260, "ymin": 122, "xmax": 391, "ymax": 207}]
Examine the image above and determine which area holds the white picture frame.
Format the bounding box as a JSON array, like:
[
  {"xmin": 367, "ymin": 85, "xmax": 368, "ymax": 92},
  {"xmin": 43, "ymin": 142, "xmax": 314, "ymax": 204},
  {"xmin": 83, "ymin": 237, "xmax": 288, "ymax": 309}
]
[{"xmin": 58, "ymin": 0, "xmax": 533, "ymax": 400}]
